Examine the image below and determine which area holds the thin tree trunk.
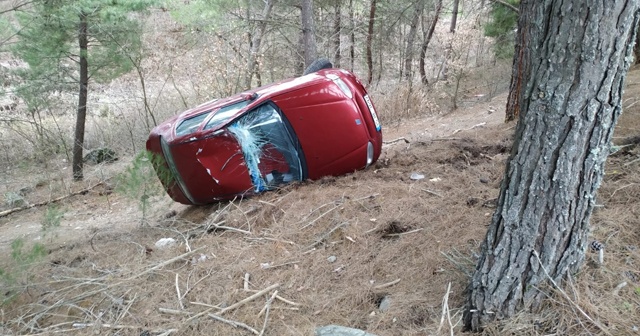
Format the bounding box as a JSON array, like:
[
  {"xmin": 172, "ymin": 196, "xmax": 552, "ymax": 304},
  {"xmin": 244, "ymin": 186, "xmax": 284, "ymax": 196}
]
[
  {"xmin": 404, "ymin": 1, "xmax": 424, "ymax": 80},
  {"xmin": 419, "ymin": 0, "xmax": 442, "ymax": 85},
  {"xmin": 245, "ymin": 0, "xmax": 274, "ymax": 90},
  {"xmin": 301, "ymin": 0, "xmax": 317, "ymax": 68},
  {"xmin": 366, "ymin": 0, "xmax": 377, "ymax": 85},
  {"xmin": 333, "ymin": 0, "xmax": 341, "ymax": 68},
  {"xmin": 349, "ymin": 0, "xmax": 355, "ymax": 71},
  {"xmin": 464, "ymin": 0, "xmax": 640, "ymax": 331},
  {"xmin": 72, "ymin": 13, "xmax": 88, "ymax": 181},
  {"xmin": 450, "ymin": 0, "xmax": 459, "ymax": 33}
]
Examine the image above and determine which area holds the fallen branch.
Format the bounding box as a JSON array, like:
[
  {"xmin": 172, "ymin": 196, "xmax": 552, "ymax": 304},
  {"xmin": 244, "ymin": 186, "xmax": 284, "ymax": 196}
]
[
  {"xmin": 373, "ymin": 279, "xmax": 401, "ymax": 290},
  {"xmin": 186, "ymin": 283, "xmax": 280, "ymax": 322},
  {"xmin": 383, "ymin": 228, "xmax": 423, "ymax": 237},
  {"xmin": 245, "ymin": 289, "xmax": 300, "ymax": 306},
  {"xmin": 208, "ymin": 313, "xmax": 259, "ymax": 335},
  {"xmin": 307, "ymin": 222, "xmax": 349, "ymax": 248},
  {"xmin": 0, "ymin": 182, "xmax": 104, "ymax": 218},
  {"xmin": 421, "ymin": 189, "xmax": 444, "ymax": 197},
  {"xmin": 205, "ymin": 220, "xmax": 252, "ymax": 235},
  {"xmin": 383, "ymin": 137, "xmax": 410, "ymax": 145},
  {"xmin": 436, "ymin": 282, "xmax": 454, "ymax": 336},
  {"xmin": 258, "ymin": 290, "xmax": 278, "ymax": 336}
]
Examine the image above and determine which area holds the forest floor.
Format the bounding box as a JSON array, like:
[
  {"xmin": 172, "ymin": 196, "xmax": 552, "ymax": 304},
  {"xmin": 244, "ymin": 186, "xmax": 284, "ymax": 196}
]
[{"xmin": 0, "ymin": 68, "xmax": 639, "ymax": 335}]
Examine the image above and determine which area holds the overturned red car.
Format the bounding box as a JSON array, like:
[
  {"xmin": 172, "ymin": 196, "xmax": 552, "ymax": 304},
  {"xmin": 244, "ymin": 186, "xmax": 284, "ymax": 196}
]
[{"xmin": 147, "ymin": 65, "xmax": 382, "ymax": 205}]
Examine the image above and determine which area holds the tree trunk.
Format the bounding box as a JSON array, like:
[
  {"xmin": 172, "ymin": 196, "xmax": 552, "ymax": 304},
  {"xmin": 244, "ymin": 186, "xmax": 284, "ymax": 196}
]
[
  {"xmin": 464, "ymin": 0, "xmax": 640, "ymax": 331},
  {"xmin": 245, "ymin": 0, "xmax": 274, "ymax": 90},
  {"xmin": 404, "ymin": 1, "xmax": 424, "ymax": 80},
  {"xmin": 72, "ymin": 13, "xmax": 89, "ymax": 181},
  {"xmin": 333, "ymin": 0, "xmax": 341, "ymax": 68},
  {"xmin": 449, "ymin": 0, "xmax": 459, "ymax": 33},
  {"xmin": 504, "ymin": 1, "xmax": 526, "ymax": 122},
  {"xmin": 349, "ymin": 0, "xmax": 355, "ymax": 71},
  {"xmin": 366, "ymin": 0, "xmax": 377, "ymax": 85},
  {"xmin": 301, "ymin": 0, "xmax": 317, "ymax": 68},
  {"xmin": 419, "ymin": 0, "xmax": 442, "ymax": 85}
]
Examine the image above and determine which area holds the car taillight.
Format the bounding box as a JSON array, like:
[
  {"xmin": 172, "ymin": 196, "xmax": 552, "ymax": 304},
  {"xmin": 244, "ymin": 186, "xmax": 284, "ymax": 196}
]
[
  {"xmin": 326, "ymin": 73, "xmax": 353, "ymax": 99},
  {"xmin": 366, "ymin": 141, "xmax": 374, "ymax": 167},
  {"xmin": 160, "ymin": 136, "xmax": 196, "ymax": 204}
]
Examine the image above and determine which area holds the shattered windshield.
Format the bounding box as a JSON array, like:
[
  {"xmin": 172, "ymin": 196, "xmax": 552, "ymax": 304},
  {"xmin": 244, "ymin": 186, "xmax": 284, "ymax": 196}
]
[{"xmin": 228, "ymin": 104, "xmax": 303, "ymax": 192}]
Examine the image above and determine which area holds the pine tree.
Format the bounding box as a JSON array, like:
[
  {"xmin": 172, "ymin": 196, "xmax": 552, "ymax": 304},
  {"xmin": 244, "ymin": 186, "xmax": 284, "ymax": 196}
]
[{"xmin": 11, "ymin": 0, "xmax": 155, "ymax": 180}]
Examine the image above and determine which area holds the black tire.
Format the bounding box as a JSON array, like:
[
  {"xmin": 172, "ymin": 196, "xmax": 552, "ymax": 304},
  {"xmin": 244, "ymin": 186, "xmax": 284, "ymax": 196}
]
[{"xmin": 302, "ymin": 58, "xmax": 333, "ymax": 75}]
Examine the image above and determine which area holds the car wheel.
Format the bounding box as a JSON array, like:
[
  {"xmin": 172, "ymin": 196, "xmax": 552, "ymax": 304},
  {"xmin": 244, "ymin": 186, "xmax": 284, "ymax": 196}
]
[{"xmin": 302, "ymin": 58, "xmax": 333, "ymax": 75}]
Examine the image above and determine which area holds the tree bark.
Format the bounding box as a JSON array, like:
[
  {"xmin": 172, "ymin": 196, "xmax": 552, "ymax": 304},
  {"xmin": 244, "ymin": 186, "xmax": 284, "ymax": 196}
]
[
  {"xmin": 464, "ymin": 0, "xmax": 640, "ymax": 331},
  {"xmin": 72, "ymin": 12, "xmax": 89, "ymax": 181},
  {"xmin": 366, "ymin": 0, "xmax": 377, "ymax": 85},
  {"xmin": 449, "ymin": 0, "xmax": 459, "ymax": 33},
  {"xmin": 419, "ymin": 0, "xmax": 442, "ymax": 85},
  {"xmin": 403, "ymin": 0, "xmax": 424, "ymax": 80},
  {"xmin": 301, "ymin": 0, "xmax": 317, "ymax": 68}
]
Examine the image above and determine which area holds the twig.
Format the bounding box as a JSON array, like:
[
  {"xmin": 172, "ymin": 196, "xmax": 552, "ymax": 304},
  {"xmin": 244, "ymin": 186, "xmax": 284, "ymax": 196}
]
[
  {"xmin": 373, "ymin": 279, "xmax": 401, "ymax": 290},
  {"xmin": 258, "ymin": 290, "xmax": 278, "ymax": 336},
  {"xmin": 159, "ymin": 308, "xmax": 191, "ymax": 315},
  {"xmin": 208, "ymin": 313, "xmax": 259, "ymax": 335},
  {"xmin": 244, "ymin": 273, "xmax": 251, "ymax": 290},
  {"xmin": 258, "ymin": 200, "xmax": 276, "ymax": 207},
  {"xmin": 186, "ymin": 283, "xmax": 280, "ymax": 322},
  {"xmin": 262, "ymin": 261, "xmax": 300, "ymax": 269},
  {"xmin": 437, "ymin": 282, "xmax": 453, "ymax": 335},
  {"xmin": 258, "ymin": 290, "xmax": 278, "ymax": 317},
  {"xmin": 488, "ymin": 0, "xmax": 519, "ymax": 13},
  {"xmin": 307, "ymin": 222, "xmax": 349, "ymax": 248},
  {"xmin": 383, "ymin": 137, "xmax": 410, "ymax": 145},
  {"xmin": 205, "ymin": 221, "xmax": 252, "ymax": 235},
  {"xmin": 189, "ymin": 302, "xmax": 222, "ymax": 309},
  {"xmin": 301, "ymin": 204, "xmax": 341, "ymax": 229},
  {"xmin": 383, "ymin": 228, "xmax": 423, "ymax": 237},
  {"xmin": 245, "ymin": 289, "xmax": 300, "ymax": 306},
  {"xmin": 624, "ymin": 157, "xmax": 640, "ymax": 166},
  {"xmin": 421, "ymin": 189, "xmax": 444, "ymax": 197},
  {"xmin": 175, "ymin": 273, "xmax": 184, "ymax": 310},
  {"xmin": 612, "ymin": 282, "xmax": 628, "ymax": 296},
  {"xmin": 124, "ymin": 247, "xmax": 204, "ymax": 282},
  {"xmin": 532, "ymin": 251, "xmax": 612, "ymax": 335}
]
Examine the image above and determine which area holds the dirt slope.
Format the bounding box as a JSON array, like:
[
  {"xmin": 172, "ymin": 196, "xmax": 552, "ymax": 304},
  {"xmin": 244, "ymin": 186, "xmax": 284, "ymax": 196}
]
[{"xmin": 0, "ymin": 69, "xmax": 639, "ymax": 335}]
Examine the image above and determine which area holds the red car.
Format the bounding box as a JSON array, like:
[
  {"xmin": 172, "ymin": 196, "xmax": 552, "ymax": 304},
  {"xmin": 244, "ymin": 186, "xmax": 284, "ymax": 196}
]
[{"xmin": 147, "ymin": 65, "xmax": 382, "ymax": 205}]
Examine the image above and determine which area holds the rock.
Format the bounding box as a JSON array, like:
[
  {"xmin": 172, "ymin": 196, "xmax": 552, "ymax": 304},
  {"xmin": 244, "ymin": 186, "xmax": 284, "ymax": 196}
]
[
  {"xmin": 327, "ymin": 255, "xmax": 337, "ymax": 263},
  {"xmin": 410, "ymin": 172, "xmax": 425, "ymax": 180},
  {"xmin": 83, "ymin": 148, "xmax": 118, "ymax": 165},
  {"xmin": 378, "ymin": 295, "xmax": 391, "ymax": 312},
  {"xmin": 315, "ymin": 325, "xmax": 378, "ymax": 336},
  {"xmin": 154, "ymin": 238, "xmax": 177, "ymax": 249}
]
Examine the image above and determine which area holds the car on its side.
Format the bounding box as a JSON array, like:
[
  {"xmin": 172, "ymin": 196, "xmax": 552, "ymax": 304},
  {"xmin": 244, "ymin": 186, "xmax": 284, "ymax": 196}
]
[{"xmin": 146, "ymin": 63, "xmax": 382, "ymax": 205}]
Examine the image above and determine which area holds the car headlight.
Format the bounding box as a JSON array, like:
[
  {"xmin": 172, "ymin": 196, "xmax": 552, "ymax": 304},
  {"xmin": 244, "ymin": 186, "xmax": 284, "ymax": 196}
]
[{"xmin": 326, "ymin": 74, "xmax": 352, "ymax": 99}]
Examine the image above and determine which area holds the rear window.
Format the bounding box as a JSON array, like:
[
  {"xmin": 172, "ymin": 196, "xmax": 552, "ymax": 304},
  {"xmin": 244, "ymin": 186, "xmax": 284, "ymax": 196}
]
[{"xmin": 204, "ymin": 100, "xmax": 250, "ymax": 131}]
